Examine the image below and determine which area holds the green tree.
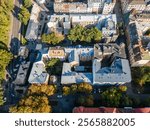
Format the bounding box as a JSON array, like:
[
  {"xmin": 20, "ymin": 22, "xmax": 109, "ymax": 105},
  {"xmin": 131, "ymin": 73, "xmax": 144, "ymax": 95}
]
[
  {"xmin": 70, "ymin": 84, "xmax": 78, "ymax": 94},
  {"xmin": 42, "ymin": 33, "xmax": 64, "ymax": 45},
  {"xmin": 67, "ymin": 25, "xmax": 102, "ymax": 43},
  {"xmin": 45, "ymin": 58, "xmax": 62, "ymax": 75},
  {"xmin": 132, "ymin": 67, "xmax": 150, "ymax": 86},
  {"xmin": 77, "ymin": 95, "xmax": 94, "ymax": 107},
  {"xmin": 28, "ymin": 84, "xmax": 57, "ymax": 96},
  {"xmin": 23, "ymin": 0, "xmax": 32, "ymax": 8},
  {"xmin": 120, "ymin": 95, "xmax": 133, "ymax": 107},
  {"xmin": 119, "ymin": 86, "xmax": 127, "ymax": 92},
  {"xmin": 0, "ymin": 42, "xmax": 7, "ymax": 50},
  {"xmin": 9, "ymin": 95, "xmax": 52, "ymax": 113},
  {"xmin": 0, "ymin": 87, "xmax": 5, "ymax": 106},
  {"xmin": 18, "ymin": 6, "xmax": 30, "ymax": 25},
  {"xmin": 63, "ymin": 86, "xmax": 71, "ymax": 96},
  {"xmin": 0, "ymin": 49, "xmax": 13, "ymax": 80},
  {"xmin": 0, "ymin": 0, "xmax": 14, "ymax": 12},
  {"xmin": 22, "ymin": 37, "xmax": 27, "ymax": 45},
  {"xmin": 77, "ymin": 82, "xmax": 93, "ymax": 93},
  {"xmin": 101, "ymin": 88, "xmax": 122, "ymax": 107}
]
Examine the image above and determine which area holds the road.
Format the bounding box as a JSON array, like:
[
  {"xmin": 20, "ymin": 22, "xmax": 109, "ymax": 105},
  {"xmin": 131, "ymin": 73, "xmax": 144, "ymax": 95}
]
[
  {"xmin": 10, "ymin": 0, "xmax": 22, "ymax": 55},
  {"xmin": 12, "ymin": 0, "xmax": 21, "ymax": 39},
  {"xmin": 2, "ymin": 0, "xmax": 22, "ymax": 109}
]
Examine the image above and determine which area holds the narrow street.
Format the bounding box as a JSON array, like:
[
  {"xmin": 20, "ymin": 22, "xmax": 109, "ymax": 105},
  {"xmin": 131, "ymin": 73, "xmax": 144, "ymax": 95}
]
[{"xmin": 10, "ymin": 0, "xmax": 22, "ymax": 55}]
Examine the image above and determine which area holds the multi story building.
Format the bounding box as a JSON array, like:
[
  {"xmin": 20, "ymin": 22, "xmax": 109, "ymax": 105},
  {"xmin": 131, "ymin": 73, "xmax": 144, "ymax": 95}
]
[
  {"xmin": 127, "ymin": 22, "xmax": 150, "ymax": 66},
  {"xmin": 25, "ymin": 3, "xmax": 46, "ymax": 41},
  {"xmin": 61, "ymin": 44, "xmax": 131, "ymax": 85},
  {"xmin": 121, "ymin": 0, "xmax": 150, "ymax": 14},
  {"xmin": 126, "ymin": 13, "xmax": 150, "ymax": 66},
  {"xmin": 53, "ymin": 0, "xmax": 116, "ymax": 14},
  {"xmin": 47, "ymin": 14, "xmax": 118, "ymax": 42}
]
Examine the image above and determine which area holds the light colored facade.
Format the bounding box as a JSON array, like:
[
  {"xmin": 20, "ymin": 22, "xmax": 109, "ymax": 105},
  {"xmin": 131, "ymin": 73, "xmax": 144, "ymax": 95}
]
[
  {"xmin": 36, "ymin": 0, "xmax": 46, "ymax": 4},
  {"xmin": 25, "ymin": 3, "xmax": 46, "ymax": 41},
  {"xmin": 121, "ymin": 0, "xmax": 150, "ymax": 14},
  {"xmin": 47, "ymin": 14, "xmax": 118, "ymax": 42},
  {"xmin": 61, "ymin": 47, "xmax": 94, "ymax": 85},
  {"xmin": 93, "ymin": 58, "xmax": 131, "ymax": 85},
  {"xmin": 126, "ymin": 20, "xmax": 150, "ymax": 67},
  {"xmin": 54, "ymin": 0, "xmax": 116, "ymax": 14},
  {"xmin": 61, "ymin": 44, "xmax": 131, "ymax": 85},
  {"xmin": 102, "ymin": 0, "xmax": 116, "ymax": 14}
]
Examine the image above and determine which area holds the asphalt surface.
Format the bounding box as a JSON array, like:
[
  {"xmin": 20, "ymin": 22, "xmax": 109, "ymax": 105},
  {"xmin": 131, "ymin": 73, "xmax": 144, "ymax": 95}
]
[{"xmin": 12, "ymin": 0, "xmax": 21, "ymax": 39}]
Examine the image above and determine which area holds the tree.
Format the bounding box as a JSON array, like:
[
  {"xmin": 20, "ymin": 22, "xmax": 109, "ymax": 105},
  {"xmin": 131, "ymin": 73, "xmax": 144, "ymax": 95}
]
[
  {"xmin": 0, "ymin": 49, "xmax": 13, "ymax": 81},
  {"xmin": 119, "ymin": 86, "xmax": 127, "ymax": 92},
  {"xmin": 45, "ymin": 58, "xmax": 62, "ymax": 75},
  {"xmin": 28, "ymin": 84, "xmax": 57, "ymax": 96},
  {"xmin": 131, "ymin": 67, "xmax": 150, "ymax": 87},
  {"xmin": 0, "ymin": 87, "xmax": 5, "ymax": 106},
  {"xmin": 23, "ymin": 0, "xmax": 32, "ymax": 8},
  {"xmin": 67, "ymin": 25, "xmax": 102, "ymax": 43},
  {"xmin": 101, "ymin": 88, "xmax": 122, "ymax": 107},
  {"xmin": 42, "ymin": 33, "xmax": 64, "ymax": 45},
  {"xmin": 120, "ymin": 95, "xmax": 133, "ymax": 107},
  {"xmin": 0, "ymin": 0, "xmax": 13, "ymax": 45},
  {"xmin": 90, "ymin": 27, "xmax": 102, "ymax": 41},
  {"xmin": 18, "ymin": 6, "xmax": 30, "ymax": 25},
  {"xmin": 77, "ymin": 82, "xmax": 93, "ymax": 93},
  {"xmin": 0, "ymin": 42, "xmax": 7, "ymax": 50},
  {"xmin": 62, "ymin": 86, "xmax": 71, "ymax": 96},
  {"xmin": 132, "ymin": 97, "xmax": 141, "ymax": 107},
  {"xmin": 70, "ymin": 84, "xmax": 78, "ymax": 94},
  {"xmin": 77, "ymin": 95, "xmax": 94, "ymax": 107},
  {"xmin": 0, "ymin": 0, "xmax": 14, "ymax": 12},
  {"xmin": 9, "ymin": 95, "xmax": 52, "ymax": 113},
  {"xmin": 22, "ymin": 37, "xmax": 27, "ymax": 45}
]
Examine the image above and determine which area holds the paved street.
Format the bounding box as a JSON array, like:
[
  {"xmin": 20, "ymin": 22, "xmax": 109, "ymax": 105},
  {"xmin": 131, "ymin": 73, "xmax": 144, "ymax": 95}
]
[
  {"xmin": 12, "ymin": 0, "xmax": 21, "ymax": 39},
  {"xmin": 10, "ymin": 0, "xmax": 22, "ymax": 55}
]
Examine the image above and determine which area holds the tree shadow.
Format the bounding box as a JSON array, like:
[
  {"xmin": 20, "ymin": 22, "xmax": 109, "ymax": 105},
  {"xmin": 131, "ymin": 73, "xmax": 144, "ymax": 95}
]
[
  {"xmin": 0, "ymin": 42, "xmax": 8, "ymax": 50},
  {"xmin": 10, "ymin": 37, "xmax": 21, "ymax": 55}
]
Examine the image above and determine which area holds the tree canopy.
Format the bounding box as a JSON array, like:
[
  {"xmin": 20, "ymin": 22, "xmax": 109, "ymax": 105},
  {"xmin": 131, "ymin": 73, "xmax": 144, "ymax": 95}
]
[
  {"xmin": 63, "ymin": 86, "xmax": 71, "ymax": 96},
  {"xmin": 77, "ymin": 95, "xmax": 94, "ymax": 107},
  {"xmin": 0, "ymin": 0, "xmax": 13, "ymax": 45},
  {"xmin": 28, "ymin": 84, "xmax": 57, "ymax": 96},
  {"xmin": 45, "ymin": 58, "xmax": 62, "ymax": 75},
  {"xmin": 42, "ymin": 33, "xmax": 64, "ymax": 45},
  {"xmin": 77, "ymin": 82, "xmax": 93, "ymax": 93},
  {"xmin": 23, "ymin": 0, "xmax": 32, "ymax": 8},
  {"xmin": 132, "ymin": 67, "xmax": 150, "ymax": 86},
  {"xmin": 18, "ymin": 6, "xmax": 30, "ymax": 25},
  {"xmin": 0, "ymin": 87, "xmax": 5, "ymax": 106},
  {"xmin": 67, "ymin": 25, "xmax": 102, "ymax": 43},
  {"xmin": 0, "ymin": 49, "xmax": 13, "ymax": 81},
  {"xmin": 100, "ymin": 87, "xmax": 133, "ymax": 107},
  {"xmin": 9, "ymin": 95, "xmax": 52, "ymax": 113}
]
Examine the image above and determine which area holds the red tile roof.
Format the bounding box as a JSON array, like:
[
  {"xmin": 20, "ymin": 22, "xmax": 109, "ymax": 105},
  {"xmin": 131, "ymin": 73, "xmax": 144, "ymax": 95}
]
[{"xmin": 73, "ymin": 106, "xmax": 150, "ymax": 113}]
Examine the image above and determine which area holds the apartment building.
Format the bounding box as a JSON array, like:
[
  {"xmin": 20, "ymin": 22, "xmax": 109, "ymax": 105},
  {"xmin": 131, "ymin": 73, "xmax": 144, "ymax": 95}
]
[
  {"xmin": 47, "ymin": 14, "xmax": 118, "ymax": 42},
  {"xmin": 121, "ymin": 0, "xmax": 150, "ymax": 13},
  {"xmin": 54, "ymin": 0, "xmax": 116, "ymax": 14}
]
